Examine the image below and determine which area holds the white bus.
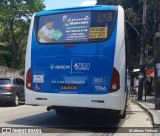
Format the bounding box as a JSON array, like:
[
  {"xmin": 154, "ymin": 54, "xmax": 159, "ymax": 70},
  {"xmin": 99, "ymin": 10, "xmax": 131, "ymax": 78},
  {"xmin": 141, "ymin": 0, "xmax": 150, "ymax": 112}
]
[{"xmin": 25, "ymin": 5, "xmax": 131, "ymax": 118}]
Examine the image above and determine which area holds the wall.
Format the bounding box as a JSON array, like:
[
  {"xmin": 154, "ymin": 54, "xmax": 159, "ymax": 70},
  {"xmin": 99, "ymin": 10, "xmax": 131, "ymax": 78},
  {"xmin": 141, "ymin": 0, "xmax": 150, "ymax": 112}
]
[{"xmin": 0, "ymin": 66, "xmax": 20, "ymax": 77}]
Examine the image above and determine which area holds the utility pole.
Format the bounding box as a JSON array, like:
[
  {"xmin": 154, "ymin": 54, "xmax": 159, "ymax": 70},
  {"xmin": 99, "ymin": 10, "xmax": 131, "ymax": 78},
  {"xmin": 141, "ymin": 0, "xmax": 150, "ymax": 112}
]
[
  {"xmin": 154, "ymin": 4, "xmax": 160, "ymax": 109},
  {"xmin": 138, "ymin": 0, "xmax": 147, "ymax": 100}
]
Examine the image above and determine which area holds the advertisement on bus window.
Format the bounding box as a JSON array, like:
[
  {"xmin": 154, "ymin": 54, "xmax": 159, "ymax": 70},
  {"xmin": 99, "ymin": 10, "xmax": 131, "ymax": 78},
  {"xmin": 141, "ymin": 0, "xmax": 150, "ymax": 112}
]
[{"xmin": 36, "ymin": 10, "xmax": 116, "ymax": 43}]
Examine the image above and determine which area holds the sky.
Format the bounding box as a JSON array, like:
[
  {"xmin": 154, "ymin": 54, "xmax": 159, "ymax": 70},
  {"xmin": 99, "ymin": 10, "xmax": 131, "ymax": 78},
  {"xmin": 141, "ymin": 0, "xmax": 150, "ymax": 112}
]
[{"xmin": 45, "ymin": 0, "xmax": 97, "ymax": 10}]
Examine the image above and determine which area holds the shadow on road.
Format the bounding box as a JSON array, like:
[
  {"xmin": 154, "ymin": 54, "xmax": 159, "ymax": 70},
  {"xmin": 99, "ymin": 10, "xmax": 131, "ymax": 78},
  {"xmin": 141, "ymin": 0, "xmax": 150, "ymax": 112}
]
[
  {"xmin": 0, "ymin": 103, "xmax": 25, "ymax": 108},
  {"xmin": 7, "ymin": 109, "xmax": 123, "ymax": 133}
]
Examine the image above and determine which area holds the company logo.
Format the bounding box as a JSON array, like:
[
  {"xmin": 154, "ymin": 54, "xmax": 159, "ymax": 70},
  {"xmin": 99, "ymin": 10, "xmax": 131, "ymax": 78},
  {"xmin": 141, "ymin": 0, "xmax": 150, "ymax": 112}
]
[
  {"xmin": 62, "ymin": 15, "xmax": 90, "ymax": 26},
  {"xmin": 63, "ymin": 15, "xmax": 68, "ymax": 26},
  {"xmin": 50, "ymin": 64, "xmax": 70, "ymax": 70},
  {"xmin": 74, "ymin": 63, "xmax": 90, "ymax": 71},
  {"xmin": 93, "ymin": 77, "xmax": 109, "ymax": 85}
]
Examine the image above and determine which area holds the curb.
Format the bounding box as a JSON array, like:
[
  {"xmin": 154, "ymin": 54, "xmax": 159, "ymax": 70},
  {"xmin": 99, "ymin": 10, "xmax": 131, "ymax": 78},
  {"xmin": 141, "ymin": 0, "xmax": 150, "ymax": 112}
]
[{"xmin": 131, "ymin": 100, "xmax": 155, "ymax": 127}]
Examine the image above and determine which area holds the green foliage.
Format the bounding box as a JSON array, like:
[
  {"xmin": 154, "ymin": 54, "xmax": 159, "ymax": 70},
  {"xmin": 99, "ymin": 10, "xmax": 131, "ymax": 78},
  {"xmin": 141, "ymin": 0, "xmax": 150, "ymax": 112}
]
[
  {"xmin": 97, "ymin": 0, "xmax": 122, "ymax": 5},
  {"xmin": 97, "ymin": 0, "xmax": 143, "ymax": 25},
  {"xmin": 125, "ymin": 8, "xmax": 139, "ymax": 25},
  {"xmin": 0, "ymin": 0, "xmax": 45, "ymax": 70},
  {"xmin": 132, "ymin": 56, "xmax": 140, "ymax": 69}
]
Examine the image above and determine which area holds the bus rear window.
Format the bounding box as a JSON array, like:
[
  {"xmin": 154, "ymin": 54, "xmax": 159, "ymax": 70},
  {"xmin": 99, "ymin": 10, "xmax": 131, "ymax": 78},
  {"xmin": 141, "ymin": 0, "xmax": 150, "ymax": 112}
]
[{"xmin": 35, "ymin": 10, "xmax": 117, "ymax": 44}]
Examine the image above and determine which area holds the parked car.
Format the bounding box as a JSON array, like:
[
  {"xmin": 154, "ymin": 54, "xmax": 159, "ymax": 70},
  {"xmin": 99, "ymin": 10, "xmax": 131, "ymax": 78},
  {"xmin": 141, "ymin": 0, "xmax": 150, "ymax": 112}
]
[{"xmin": 0, "ymin": 77, "xmax": 25, "ymax": 106}]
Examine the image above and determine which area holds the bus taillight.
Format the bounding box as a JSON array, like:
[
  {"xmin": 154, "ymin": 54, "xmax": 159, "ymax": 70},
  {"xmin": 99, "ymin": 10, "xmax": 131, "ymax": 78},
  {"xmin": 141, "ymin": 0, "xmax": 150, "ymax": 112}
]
[
  {"xmin": 110, "ymin": 68, "xmax": 120, "ymax": 93},
  {"xmin": 26, "ymin": 68, "xmax": 32, "ymax": 90}
]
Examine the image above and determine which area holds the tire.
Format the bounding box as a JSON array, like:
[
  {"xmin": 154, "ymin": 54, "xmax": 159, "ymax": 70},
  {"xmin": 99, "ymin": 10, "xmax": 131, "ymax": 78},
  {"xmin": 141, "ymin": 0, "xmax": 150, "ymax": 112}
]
[
  {"xmin": 120, "ymin": 91, "xmax": 128, "ymax": 119},
  {"xmin": 120, "ymin": 104, "xmax": 127, "ymax": 119},
  {"xmin": 12, "ymin": 94, "xmax": 19, "ymax": 106}
]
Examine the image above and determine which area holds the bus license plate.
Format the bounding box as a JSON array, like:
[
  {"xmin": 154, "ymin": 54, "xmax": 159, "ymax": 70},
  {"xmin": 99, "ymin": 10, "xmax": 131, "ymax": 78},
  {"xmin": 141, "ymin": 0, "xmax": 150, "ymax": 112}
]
[{"xmin": 61, "ymin": 85, "xmax": 77, "ymax": 90}]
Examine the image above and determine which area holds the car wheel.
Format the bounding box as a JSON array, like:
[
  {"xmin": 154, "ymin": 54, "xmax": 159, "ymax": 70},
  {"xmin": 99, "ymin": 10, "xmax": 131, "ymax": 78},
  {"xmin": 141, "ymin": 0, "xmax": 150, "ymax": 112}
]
[{"xmin": 13, "ymin": 94, "xmax": 19, "ymax": 106}]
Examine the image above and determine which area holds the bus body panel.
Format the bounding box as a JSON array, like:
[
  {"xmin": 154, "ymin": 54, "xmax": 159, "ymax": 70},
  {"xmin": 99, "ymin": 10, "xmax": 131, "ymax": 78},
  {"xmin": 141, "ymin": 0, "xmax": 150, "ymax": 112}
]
[
  {"xmin": 31, "ymin": 55, "xmax": 114, "ymax": 95},
  {"xmin": 26, "ymin": 90, "xmax": 125, "ymax": 110},
  {"xmin": 36, "ymin": 5, "xmax": 118, "ymax": 16},
  {"xmin": 113, "ymin": 6, "xmax": 126, "ymax": 110},
  {"xmin": 25, "ymin": 14, "xmax": 36, "ymax": 104},
  {"xmin": 30, "ymin": 6, "xmax": 118, "ymax": 95},
  {"xmin": 30, "ymin": 24, "xmax": 117, "ymax": 95}
]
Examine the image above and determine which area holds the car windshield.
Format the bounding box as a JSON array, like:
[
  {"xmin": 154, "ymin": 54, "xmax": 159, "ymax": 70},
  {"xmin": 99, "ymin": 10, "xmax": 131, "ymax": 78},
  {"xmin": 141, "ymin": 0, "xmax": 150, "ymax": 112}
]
[{"xmin": 0, "ymin": 79, "xmax": 11, "ymax": 85}]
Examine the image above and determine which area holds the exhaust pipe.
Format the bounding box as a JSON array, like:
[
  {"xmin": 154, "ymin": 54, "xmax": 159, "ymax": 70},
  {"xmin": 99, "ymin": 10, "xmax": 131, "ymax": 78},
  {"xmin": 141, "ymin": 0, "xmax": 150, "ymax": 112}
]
[{"xmin": 47, "ymin": 106, "xmax": 54, "ymax": 111}]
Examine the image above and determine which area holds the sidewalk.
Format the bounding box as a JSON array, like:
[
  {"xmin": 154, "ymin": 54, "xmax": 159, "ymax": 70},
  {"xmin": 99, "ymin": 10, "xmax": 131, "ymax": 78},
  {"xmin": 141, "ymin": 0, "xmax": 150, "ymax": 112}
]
[{"xmin": 131, "ymin": 95, "xmax": 160, "ymax": 127}]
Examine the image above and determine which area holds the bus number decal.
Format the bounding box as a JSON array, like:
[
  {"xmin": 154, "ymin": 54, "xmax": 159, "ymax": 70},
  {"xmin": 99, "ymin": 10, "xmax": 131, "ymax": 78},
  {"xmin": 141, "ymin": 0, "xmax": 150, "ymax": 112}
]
[
  {"xmin": 97, "ymin": 13, "xmax": 112, "ymax": 22},
  {"xmin": 95, "ymin": 86, "xmax": 106, "ymax": 91}
]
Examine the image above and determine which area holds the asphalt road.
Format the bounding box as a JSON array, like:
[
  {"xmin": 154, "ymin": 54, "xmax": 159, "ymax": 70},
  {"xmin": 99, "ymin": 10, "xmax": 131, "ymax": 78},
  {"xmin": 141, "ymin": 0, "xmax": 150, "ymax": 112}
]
[{"xmin": 0, "ymin": 101, "xmax": 153, "ymax": 136}]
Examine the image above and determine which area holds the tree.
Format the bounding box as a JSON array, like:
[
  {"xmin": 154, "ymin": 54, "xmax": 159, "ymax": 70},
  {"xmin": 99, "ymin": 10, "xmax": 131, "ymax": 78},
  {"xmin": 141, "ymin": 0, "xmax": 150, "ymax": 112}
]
[{"xmin": 0, "ymin": 0, "xmax": 45, "ymax": 69}]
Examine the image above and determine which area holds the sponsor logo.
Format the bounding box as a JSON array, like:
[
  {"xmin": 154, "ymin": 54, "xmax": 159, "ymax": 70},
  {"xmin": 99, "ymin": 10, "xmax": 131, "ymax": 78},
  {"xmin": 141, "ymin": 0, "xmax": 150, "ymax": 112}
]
[
  {"xmin": 74, "ymin": 63, "xmax": 90, "ymax": 71},
  {"xmin": 93, "ymin": 77, "xmax": 109, "ymax": 85}
]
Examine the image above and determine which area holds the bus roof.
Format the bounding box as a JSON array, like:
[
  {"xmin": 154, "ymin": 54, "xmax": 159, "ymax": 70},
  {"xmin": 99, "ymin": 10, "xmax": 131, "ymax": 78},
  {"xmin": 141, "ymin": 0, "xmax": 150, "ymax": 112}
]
[{"xmin": 36, "ymin": 5, "xmax": 119, "ymax": 16}]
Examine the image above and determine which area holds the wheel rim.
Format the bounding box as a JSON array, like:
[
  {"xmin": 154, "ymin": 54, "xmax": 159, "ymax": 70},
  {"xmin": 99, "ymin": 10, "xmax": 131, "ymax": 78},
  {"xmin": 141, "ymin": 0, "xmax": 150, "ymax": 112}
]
[{"xmin": 15, "ymin": 95, "xmax": 19, "ymax": 105}]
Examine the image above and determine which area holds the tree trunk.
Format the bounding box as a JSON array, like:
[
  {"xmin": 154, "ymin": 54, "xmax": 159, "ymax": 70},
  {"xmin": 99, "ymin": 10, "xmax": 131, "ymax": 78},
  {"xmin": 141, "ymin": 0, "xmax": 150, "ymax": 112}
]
[{"xmin": 9, "ymin": 21, "xmax": 19, "ymax": 69}]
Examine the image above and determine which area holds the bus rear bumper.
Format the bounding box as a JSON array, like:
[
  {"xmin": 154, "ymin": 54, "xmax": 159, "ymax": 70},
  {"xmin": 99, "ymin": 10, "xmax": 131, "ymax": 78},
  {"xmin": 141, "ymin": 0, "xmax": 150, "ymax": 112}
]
[{"xmin": 25, "ymin": 90, "xmax": 126, "ymax": 111}]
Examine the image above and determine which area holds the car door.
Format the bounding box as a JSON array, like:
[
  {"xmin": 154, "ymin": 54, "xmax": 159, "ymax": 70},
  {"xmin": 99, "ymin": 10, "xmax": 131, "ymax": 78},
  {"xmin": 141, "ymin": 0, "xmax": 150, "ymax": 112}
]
[
  {"xmin": 18, "ymin": 78, "xmax": 25, "ymax": 101},
  {"xmin": 12, "ymin": 78, "xmax": 19, "ymax": 96},
  {"xmin": 14, "ymin": 78, "xmax": 23, "ymax": 101}
]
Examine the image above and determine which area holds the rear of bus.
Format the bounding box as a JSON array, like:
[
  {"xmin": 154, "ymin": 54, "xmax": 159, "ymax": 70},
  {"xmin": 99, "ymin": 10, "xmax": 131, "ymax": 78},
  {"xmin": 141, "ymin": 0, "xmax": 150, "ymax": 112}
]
[{"xmin": 25, "ymin": 5, "xmax": 128, "ymax": 114}]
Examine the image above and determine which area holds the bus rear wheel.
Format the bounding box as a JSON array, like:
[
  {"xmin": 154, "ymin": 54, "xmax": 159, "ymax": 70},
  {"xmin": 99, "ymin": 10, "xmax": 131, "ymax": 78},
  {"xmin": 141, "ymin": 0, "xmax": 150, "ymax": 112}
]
[
  {"xmin": 120, "ymin": 91, "xmax": 129, "ymax": 119},
  {"xmin": 119, "ymin": 105, "xmax": 127, "ymax": 119}
]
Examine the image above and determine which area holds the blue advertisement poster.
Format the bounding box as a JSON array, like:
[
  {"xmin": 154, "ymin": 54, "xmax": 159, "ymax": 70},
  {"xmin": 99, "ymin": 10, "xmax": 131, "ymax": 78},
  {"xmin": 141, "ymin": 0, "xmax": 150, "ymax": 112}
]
[{"xmin": 38, "ymin": 12, "xmax": 91, "ymax": 43}]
